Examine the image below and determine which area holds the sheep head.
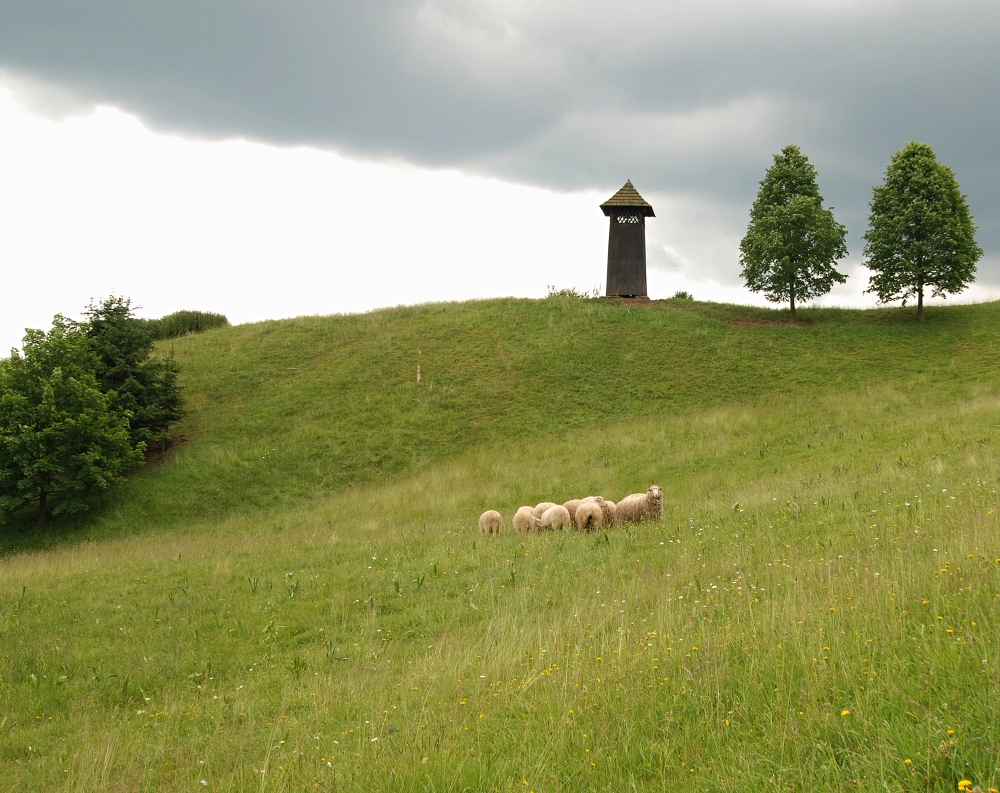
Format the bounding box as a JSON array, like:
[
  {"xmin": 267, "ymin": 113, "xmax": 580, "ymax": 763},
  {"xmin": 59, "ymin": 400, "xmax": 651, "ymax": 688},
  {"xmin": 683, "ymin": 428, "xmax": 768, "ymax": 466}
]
[{"xmin": 648, "ymin": 486, "xmax": 663, "ymax": 501}]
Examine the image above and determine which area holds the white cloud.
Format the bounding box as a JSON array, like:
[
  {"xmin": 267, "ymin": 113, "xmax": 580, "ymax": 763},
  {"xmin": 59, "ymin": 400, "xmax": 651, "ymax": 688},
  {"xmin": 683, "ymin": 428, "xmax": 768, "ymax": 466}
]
[{"xmin": 0, "ymin": 86, "xmax": 615, "ymax": 351}]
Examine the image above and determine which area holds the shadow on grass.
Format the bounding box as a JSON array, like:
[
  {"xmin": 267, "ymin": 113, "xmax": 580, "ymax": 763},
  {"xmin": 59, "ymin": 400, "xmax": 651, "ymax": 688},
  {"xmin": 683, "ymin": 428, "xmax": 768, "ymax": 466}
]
[
  {"xmin": 0, "ymin": 438, "xmax": 193, "ymax": 558},
  {"xmin": 0, "ymin": 500, "xmax": 110, "ymax": 557},
  {"xmin": 674, "ymin": 299, "xmax": 977, "ymax": 328}
]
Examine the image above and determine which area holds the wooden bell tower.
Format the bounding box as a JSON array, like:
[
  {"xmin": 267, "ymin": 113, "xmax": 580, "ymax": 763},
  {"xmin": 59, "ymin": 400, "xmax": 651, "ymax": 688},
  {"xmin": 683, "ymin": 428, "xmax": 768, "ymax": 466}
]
[{"xmin": 600, "ymin": 179, "xmax": 655, "ymax": 298}]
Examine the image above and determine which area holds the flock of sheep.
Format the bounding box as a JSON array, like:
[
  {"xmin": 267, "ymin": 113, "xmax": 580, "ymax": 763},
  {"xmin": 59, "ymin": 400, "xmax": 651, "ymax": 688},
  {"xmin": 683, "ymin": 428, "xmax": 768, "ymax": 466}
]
[{"xmin": 478, "ymin": 485, "xmax": 663, "ymax": 534}]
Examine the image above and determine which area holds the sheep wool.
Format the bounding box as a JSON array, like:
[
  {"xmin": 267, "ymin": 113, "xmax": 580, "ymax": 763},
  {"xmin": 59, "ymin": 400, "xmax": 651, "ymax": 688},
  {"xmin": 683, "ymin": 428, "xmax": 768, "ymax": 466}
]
[
  {"xmin": 575, "ymin": 501, "xmax": 604, "ymax": 532},
  {"xmin": 616, "ymin": 486, "xmax": 663, "ymax": 524},
  {"xmin": 540, "ymin": 505, "xmax": 572, "ymax": 531},
  {"xmin": 597, "ymin": 498, "xmax": 619, "ymax": 526},
  {"xmin": 513, "ymin": 506, "xmax": 536, "ymax": 534},
  {"xmin": 478, "ymin": 510, "xmax": 503, "ymax": 535},
  {"xmin": 563, "ymin": 499, "xmax": 584, "ymax": 525},
  {"xmin": 532, "ymin": 502, "xmax": 558, "ymax": 519}
]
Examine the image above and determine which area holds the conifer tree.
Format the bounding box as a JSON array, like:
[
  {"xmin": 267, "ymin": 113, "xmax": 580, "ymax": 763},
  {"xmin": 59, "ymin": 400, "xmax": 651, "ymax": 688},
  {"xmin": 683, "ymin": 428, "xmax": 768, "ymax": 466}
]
[
  {"xmin": 84, "ymin": 296, "xmax": 183, "ymax": 449},
  {"xmin": 863, "ymin": 142, "xmax": 981, "ymax": 322},
  {"xmin": 740, "ymin": 145, "xmax": 848, "ymax": 321}
]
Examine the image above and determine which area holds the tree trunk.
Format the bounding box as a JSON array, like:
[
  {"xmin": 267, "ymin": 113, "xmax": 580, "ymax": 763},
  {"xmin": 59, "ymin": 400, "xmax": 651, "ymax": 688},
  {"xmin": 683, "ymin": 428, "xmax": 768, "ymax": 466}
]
[
  {"xmin": 789, "ymin": 284, "xmax": 796, "ymax": 322},
  {"xmin": 917, "ymin": 285, "xmax": 925, "ymax": 323},
  {"xmin": 37, "ymin": 490, "xmax": 47, "ymax": 527}
]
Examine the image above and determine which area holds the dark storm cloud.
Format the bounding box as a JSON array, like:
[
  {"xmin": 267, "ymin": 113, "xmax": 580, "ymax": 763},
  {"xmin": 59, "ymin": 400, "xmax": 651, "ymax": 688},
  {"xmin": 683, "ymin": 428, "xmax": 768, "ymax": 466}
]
[
  {"xmin": 0, "ymin": 1, "xmax": 557, "ymax": 160},
  {"xmin": 2, "ymin": 0, "xmax": 998, "ymax": 272}
]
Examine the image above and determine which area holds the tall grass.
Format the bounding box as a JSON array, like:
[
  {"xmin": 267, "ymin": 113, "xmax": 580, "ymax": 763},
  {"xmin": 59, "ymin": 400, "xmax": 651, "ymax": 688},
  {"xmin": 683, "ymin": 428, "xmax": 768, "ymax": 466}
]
[{"xmin": 2, "ymin": 298, "xmax": 1000, "ymax": 790}]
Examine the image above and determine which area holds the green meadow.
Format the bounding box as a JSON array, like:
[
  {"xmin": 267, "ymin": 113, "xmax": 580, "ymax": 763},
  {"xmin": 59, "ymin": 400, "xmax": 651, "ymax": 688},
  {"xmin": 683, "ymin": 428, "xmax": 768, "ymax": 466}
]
[{"xmin": 2, "ymin": 296, "xmax": 1000, "ymax": 791}]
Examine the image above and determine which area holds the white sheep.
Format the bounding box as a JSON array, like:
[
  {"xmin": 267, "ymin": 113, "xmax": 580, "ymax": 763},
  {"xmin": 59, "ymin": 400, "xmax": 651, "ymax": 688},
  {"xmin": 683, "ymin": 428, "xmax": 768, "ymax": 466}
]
[
  {"xmin": 615, "ymin": 486, "xmax": 663, "ymax": 524},
  {"xmin": 532, "ymin": 502, "xmax": 557, "ymax": 519},
  {"xmin": 478, "ymin": 510, "xmax": 502, "ymax": 535},
  {"xmin": 563, "ymin": 499, "xmax": 584, "ymax": 526},
  {"xmin": 513, "ymin": 506, "xmax": 536, "ymax": 534},
  {"xmin": 596, "ymin": 497, "xmax": 618, "ymax": 527},
  {"xmin": 575, "ymin": 501, "xmax": 604, "ymax": 532},
  {"xmin": 540, "ymin": 504, "xmax": 572, "ymax": 531}
]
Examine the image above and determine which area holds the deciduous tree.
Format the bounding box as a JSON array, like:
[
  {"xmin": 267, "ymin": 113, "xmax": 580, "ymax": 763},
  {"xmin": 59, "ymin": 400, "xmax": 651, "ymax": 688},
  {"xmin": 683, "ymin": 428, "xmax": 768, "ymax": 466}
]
[
  {"xmin": 0, "ymin": 316, "xmax": 143, "ymax": 525},
  {"xmin": 740, "ymin": 145, "xmax": 848, "ymax": 321},
  {"xmin": 863, "ymin": 142, "xmax": 981, "ymax": 322}
]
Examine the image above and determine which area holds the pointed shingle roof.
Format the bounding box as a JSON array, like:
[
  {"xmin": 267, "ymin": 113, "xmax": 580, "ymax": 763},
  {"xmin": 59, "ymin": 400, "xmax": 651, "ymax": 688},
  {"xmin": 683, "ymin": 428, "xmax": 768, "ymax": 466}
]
[{"xmin": 600, "ymin": 179, "xmax": 655, "ymax": 217}]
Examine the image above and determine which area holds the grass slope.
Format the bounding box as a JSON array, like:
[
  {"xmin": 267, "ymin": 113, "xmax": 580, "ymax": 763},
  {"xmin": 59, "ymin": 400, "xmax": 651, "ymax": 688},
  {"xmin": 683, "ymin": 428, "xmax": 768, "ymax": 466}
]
[
  {"xmin": 2, "ymin": 297, "xmax": 1000, "ymax": 791},
  {"xmin": 5, "ymin": 296, "xmax": 996, "ymax": 549}
]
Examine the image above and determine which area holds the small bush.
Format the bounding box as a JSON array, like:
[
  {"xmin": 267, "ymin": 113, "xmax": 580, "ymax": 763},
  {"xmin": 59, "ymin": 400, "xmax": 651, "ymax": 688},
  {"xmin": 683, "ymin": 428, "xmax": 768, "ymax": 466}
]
[
  {"xmin": 546, "ymin": 285, "xmax": 601, "ymax": 299},
  {"xmin": 672, "ymin": 290, "xmax": 694, "ymax": 301},
  {"xmin": 152, "ymin": 311, "xmax": 230, "ymax": 339}
]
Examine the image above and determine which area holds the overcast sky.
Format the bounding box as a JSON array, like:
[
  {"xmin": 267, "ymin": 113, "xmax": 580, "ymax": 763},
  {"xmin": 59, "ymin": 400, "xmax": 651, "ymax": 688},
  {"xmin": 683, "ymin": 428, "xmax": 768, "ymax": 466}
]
[{"xmin": 2, "ymin": 0, "xmax": 999, "ymax": 351}]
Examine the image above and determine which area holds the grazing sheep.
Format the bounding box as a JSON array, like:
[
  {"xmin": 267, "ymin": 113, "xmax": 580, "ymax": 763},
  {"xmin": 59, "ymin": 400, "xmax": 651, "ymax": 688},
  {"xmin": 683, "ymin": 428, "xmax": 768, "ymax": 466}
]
[
  {"xmin": 478, "ymin": 510, "xmax": 502, "ymax": 535},
  {"xmin": 563, "ymin": 499, "xmax": 584, "ymax": 526},
  {"xmin": 532, "ymin": 502, "xmax": 558, "ymax": 519},
  {"xmin": 540, "ymin": 504, "xmax": 572, "ymax": 531},
  {"xmin": 596, "ymin": 497, "xmax": 618, "ymax": 527},
  {"xmin": 616, "ymin": 486, "xmax": 663, "ymax": 524},
  {"xmin": 513, "ymin": 506, "xmax": 536, "ymax": 533},
  {"xmin": 575, "ymin": 501, "xmax": 604, "ymax": 532}
]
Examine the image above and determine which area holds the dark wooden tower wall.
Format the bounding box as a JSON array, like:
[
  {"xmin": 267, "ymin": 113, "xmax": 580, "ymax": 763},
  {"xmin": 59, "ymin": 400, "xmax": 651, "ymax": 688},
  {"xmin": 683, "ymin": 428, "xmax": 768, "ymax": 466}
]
[
  {"xmin": 600, "ymin": 180, "xmax": 655, "ymax": 298},
  {"xmin": 605, "ymin": 210, "xmax": 647, "ymax": 298}
]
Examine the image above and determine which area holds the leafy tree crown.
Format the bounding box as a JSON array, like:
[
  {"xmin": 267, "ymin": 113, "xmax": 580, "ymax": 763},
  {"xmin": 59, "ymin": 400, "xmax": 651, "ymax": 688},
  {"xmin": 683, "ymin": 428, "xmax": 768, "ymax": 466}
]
[
  {"xmin": 863, "ymin": 142, "xmax": 981, "ymax": 306},
  {"xmin": 740, "ymin": 145, "xmax": 848, "ymax": 311},
  {"xmin": 749, "ymin": 145, "xmax": 822, "ymax": 213},
  {"xmin": 0, "ymin": 316, "xmax": 143, "ymax": 522}
]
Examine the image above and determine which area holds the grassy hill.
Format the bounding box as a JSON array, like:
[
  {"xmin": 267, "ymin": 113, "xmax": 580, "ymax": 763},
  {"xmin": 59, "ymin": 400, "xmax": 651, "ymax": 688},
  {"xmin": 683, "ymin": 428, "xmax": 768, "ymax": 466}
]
[{"xmin": 2, "ymin": 297, "xmax": 999, "ymax": 791}]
